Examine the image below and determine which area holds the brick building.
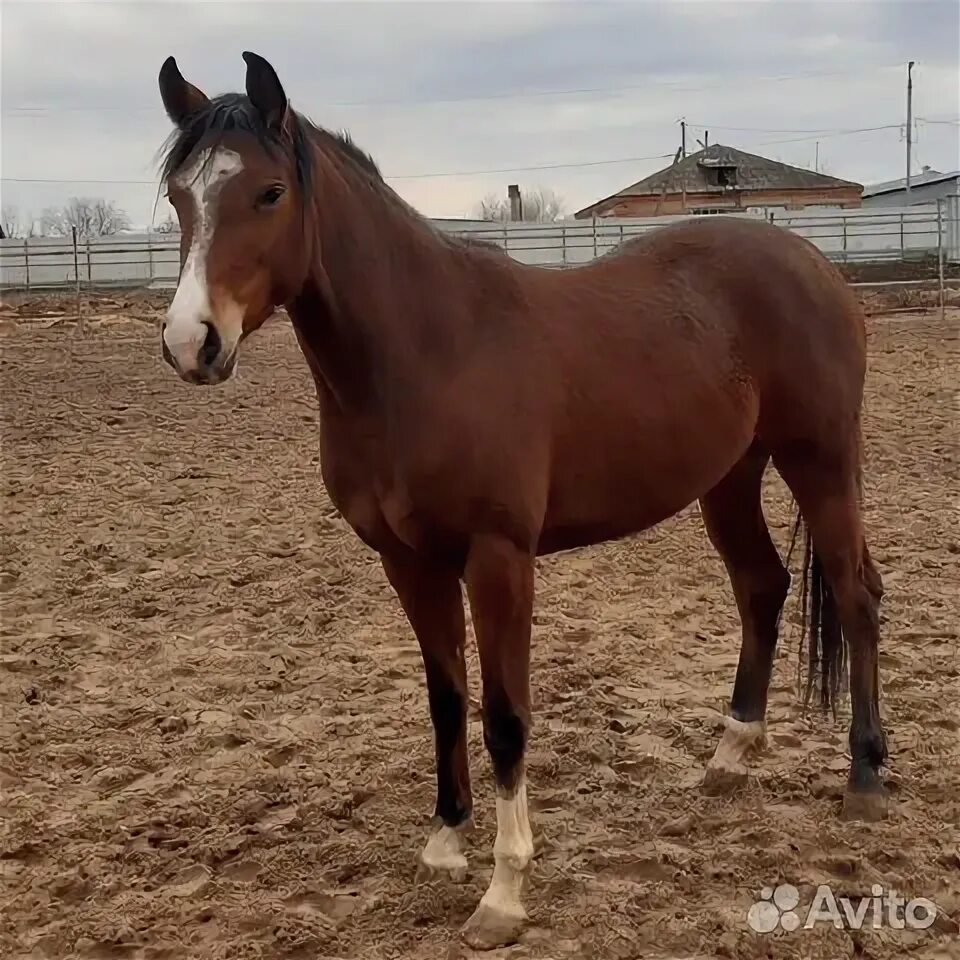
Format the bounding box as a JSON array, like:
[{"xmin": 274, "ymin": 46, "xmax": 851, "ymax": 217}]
[{"xmin": 574, "ymin": 144, "xmax": 863, "ymax": 219}]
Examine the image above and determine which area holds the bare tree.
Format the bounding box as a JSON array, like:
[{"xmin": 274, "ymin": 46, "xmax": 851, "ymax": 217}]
[
  {"xmin": 40, "ymin": 197, "xmax": 130, "ymax": 238},
  {"xmin": 475, "ymin": 186, "xmax": 565, "ymax": 223},
  {"xmin": 1, "ymin": 205, "xmax": 36, "ymax": 239},
  {"xmin": 151, "ymin": 214, "xmax": 179, "ymax": 234}
]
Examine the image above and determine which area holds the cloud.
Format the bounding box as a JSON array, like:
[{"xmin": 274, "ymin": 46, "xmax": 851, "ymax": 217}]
[{"xmin": 2, "ymin": 1, "xmax": 957, "ymax": 226}]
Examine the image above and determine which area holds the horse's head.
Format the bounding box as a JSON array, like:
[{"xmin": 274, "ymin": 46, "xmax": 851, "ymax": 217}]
[{"xmin": 157, "ymin": 52, "xmax": 311, "ymax": 385}]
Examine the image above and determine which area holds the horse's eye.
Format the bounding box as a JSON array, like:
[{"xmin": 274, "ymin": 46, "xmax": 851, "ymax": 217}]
[{"xmin": 258, "ymin": 185, "xmax": 285, "ymax": 207}]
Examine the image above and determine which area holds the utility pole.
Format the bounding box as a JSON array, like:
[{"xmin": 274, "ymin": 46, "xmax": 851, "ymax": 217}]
[
  {"xmin": 680, "ymin": 119, "xmax": 687, "ymax": 159},
  {"xmin": 507, "ymin": 184, "xmax": 522, "ymax": 222},
  {"xmin": 815, "ymin": 140, "xmax": 819, "ymax": 172},
  {"xmin": 906, "ymin": 60, "xmax": 915, "ymax": 196}
]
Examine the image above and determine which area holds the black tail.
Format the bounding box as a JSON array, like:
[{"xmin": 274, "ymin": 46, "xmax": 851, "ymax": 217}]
[{"xmin": 798, "ymin": 523, "xmax": 848, "ymax": 715}]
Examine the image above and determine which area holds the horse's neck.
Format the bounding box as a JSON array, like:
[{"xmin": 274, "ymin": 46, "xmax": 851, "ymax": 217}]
[{"xmin": 287, "ymin": 173, "xmax": 468, "ymax": 413}]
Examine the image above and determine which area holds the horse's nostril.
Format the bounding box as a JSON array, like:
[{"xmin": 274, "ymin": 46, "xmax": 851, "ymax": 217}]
[{"xmin": 199, "ymin": 322, "xmax": 221, "ymax": 368}]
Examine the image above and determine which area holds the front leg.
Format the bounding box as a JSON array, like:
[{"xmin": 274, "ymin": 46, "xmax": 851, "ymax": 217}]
[
  {"xmin": 460, "ymin": 535, "xmax": 535, "ymax": 950},
  {"xmin": 381, "ymin": 553, "xmax": 473, "ymax": 882}
]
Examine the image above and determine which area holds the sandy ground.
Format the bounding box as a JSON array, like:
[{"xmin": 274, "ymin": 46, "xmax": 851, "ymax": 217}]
[{"xmin": 1, "ymin": 295, "xmax": 958, "ymax": 960}]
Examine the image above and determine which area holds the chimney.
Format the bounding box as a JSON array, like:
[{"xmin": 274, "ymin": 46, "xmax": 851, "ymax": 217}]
[{"xmin": 508, "ymin": 184, "xmax": 523, "ymax": 222}]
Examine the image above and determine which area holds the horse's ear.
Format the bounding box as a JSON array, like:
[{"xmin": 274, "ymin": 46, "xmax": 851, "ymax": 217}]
[
  {"xmin": 242, "ymin": 51, "xmax": 289, "ymax": 133},
  {"xmin": 159, "ymin": 56, "xmax": 209, "ymax": 128}
]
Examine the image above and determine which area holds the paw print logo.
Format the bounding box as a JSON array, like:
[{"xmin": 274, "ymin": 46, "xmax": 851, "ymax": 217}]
[{"xmin": 747, "ymin": 883, "xmax": 801, "ymax": 933}]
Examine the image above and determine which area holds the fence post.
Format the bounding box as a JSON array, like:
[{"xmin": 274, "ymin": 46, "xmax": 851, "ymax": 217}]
[
  {"xmin": 72, "ymin": 227, "xmax": 84, "ymax": 336},
  {"xmin": 86, "ymin": 238, "xmax": 92, "ymax": 286},
  {"xmin": 899, "ymin": 212, "xmax": 904, "ymax": 257},
  {"xmin": 842, "ymin": 217, "xmax": 848, "ymax": 261},
  {"xmin": 561, "ymin": 224, "xmax": 568, "ymax": 265},
  {"xmin": 23, "ymin": 240, "xmax": 30, "ymax": 289},
  {"xmin": 592, "ymin": 215, "xmax": 598, "ymax": 260},
  {"xmin": 147, "ymin": 234, "xmax": 154, "ymax": 282},
  {"xmin": 937, "ymin": 198, "xmax": 946, "ymax": 322},
  {"xmin": 949, "ymin": 194, "xmax": 960, "ymax": 265}
]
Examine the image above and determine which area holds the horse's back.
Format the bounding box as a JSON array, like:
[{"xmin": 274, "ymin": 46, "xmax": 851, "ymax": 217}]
[
  {"xmin": 588, "ymin": 215, "xmax": 868, "ymax": 429},
  {"xmin": 516, "ymin": 216, "xmax": 866, "ymax": 548},
  {"xmin": 647, "ymin": 217, "xmax": 867, "ymax": 440}
]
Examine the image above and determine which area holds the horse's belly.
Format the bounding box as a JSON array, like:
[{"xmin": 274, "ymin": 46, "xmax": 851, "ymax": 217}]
[
  {"xmin": 536, "ymin": 508, "xmax": 683, "ymax": 555},
  {"xmin": 540, "ymin": 402, "xmax": 755, "ymax": 553},
  {"xmin": 538, "ymin": 473, "xmax": 706, "ymax": 555}
]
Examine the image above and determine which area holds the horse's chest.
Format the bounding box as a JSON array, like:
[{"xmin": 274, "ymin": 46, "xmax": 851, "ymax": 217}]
[
  {"xmin": 316, "ymin": 431, "xmax": 429, "ymax": 557},
  {"xmin": 317, "ymin": 428, "xmax": 392, "ymax": 551},
  {"xmin": 328, "ymin": 482, "xmax": 388, "ymax": 549}
]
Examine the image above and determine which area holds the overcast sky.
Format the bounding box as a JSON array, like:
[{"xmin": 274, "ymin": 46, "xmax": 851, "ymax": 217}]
[{"xmin": 2, "ymin": 0, "xmax": 957, "ymax": 228}]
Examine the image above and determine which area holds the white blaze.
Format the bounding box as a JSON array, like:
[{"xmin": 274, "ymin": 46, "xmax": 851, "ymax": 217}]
[{"xmin": 163, "ymin": 146, "xmax": 243, "ymax": 372}]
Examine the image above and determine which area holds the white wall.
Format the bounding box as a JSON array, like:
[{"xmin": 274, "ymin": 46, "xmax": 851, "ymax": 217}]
[
  {"xmin": 2, "ymin": 204, "xmax": 954, "ymax": 289},
  {"xmin": 769, "ymin": 204, "xmax": 944, "ymax": 260},
  {"xmin": 0, "ymin": 233, "xmax": 180, "ymax": 289},
  {"xmin": 862, "ymin": 177, "xmax": 960, "ymax": 209}
]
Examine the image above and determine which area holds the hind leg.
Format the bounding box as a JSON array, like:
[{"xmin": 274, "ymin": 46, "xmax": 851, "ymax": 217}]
[
  {"xmin": 699, "ymin": 444, "xmax": 791, "ymax": 792},
  {"xmin": 775, "ymin": 451, "xmax": 888, "ymax": 820}
]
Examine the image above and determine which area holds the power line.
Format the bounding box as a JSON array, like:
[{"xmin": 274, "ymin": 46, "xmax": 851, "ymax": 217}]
[
  {"xmin": 680, "ymin": 122, "xmax": 907, "ymax": 146},
  {"xmin": 684, "ymin": 117, "xmax": 959, "ymax": 135},
  {"xmin": 685, "ymin": 122, "xmax": 891, "ymax": 134},
  {"xmin": 0, "ymin": 151, "xmax": 677, "ymax": 187},
  {"xmin": 392, "ymin": 153, "xmax": 675, "ymax": 179},
  {"xmin": 1, "ymin": 64, "xmax": 900, "ymax": 116},
  {"xmin": 1, "ymin": 123, "xmax": 913, "ymax": 187},
  {"xmin": 757, "ymin": 124, "xmax": 903, "ymax": 146},
  {"xmin": 0, "ymin": 121, "xmax": 931, "ymax": 189}
]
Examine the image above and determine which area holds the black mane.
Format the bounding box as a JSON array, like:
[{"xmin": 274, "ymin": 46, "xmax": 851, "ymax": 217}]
[
  {"xmin": 323, "ymin": 129, "xmax": 382, "ymax": 181},
  {"xmin": 158, "ymin": 92, "xmax": 382, "ymax": 189},
  {"xmin": 156, "ymin": 92, "xmax": 497, "ymax": 257}
]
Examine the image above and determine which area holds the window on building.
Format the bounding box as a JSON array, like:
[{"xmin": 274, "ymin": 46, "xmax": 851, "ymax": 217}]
[
  {"xmin": 717, "ymin": 165, "xmax": 737, "ymax": 187},
  {"xmin": 702, "ymin": 163, "xmax": 738, "ymax": 188}
]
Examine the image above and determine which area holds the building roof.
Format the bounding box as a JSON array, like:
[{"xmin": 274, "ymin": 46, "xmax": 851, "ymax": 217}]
[
  {"xmin": 862, "ymin": 167, "xmax": 959, "ymax": 198},
  {"xmin": 575, "ymin": 143, "xmax": 862, "ymax": 216}
]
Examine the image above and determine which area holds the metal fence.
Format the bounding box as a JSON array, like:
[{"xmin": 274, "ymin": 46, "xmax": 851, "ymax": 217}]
[{"xmin": 2, "ymin": 198, "xmax": 957, "ymax": 291}]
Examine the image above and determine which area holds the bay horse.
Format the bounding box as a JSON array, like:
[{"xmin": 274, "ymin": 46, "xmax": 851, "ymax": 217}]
[{"xmin": 156, "ymin": 52, "xmax": 888, "ymax": 949}]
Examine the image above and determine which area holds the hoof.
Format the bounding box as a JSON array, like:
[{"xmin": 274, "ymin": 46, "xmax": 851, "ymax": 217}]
[
  {"xmin": 702, "ymin": 760, "xmax": 748, "ymax": 795},
  {"xmin": 461, "ymin": 903, "xmax": 528, "ymax": 950},
  {"xmin": 702, "ymin": 717, "xmax": 765, "ymax": 795},
  {"xmin": 842, "ymin": 786, "xmax": 889, "ymax": 822},
  {"xmin": 416, "ymin": 857, "xmax": 467, "ymax": 885},
  {"xmin": 417, "ymin": 822, "xmax": 469, "ymax": 884}
]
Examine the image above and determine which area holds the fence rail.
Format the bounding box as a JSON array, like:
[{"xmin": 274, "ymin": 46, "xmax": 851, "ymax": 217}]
[{"xmin": 2, "ymin": 199, "xmax": 958, "ymax": 291}]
